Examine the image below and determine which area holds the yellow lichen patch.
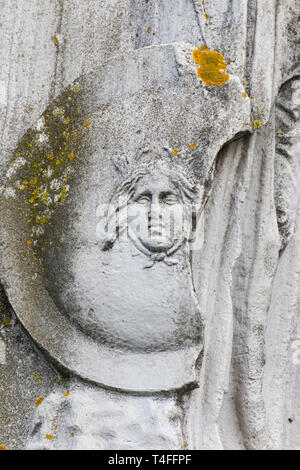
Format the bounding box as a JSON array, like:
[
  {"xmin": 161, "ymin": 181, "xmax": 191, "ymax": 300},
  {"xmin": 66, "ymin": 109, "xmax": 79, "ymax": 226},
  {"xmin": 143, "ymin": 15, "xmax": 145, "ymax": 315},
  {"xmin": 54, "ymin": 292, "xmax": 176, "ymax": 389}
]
[
  {"xmin": 45, "ymin": 434, "xmax": 53, "ymax": 440},
  {"xmin": 189, "ymin": 142, "xmax": 198, "ymax": 150},
  {"xmin": 4, "ymin": 87, "xmax": 83, "ymax": 255},
  {"xmin": 172, "ymin": 149, "xmax": 180, "ymax": 156},
  {"xmin": 40, "ymin": 191, "xmax": 49, "ymax": 202},
  {"xmin": 183, "ymin": 443, "xmax": 188, "ymax": 449},
  {"xmin": 35, "ymin": 396, "xmax": 45, "ymax": 407},
  {"xmin": 3, "ymin": 317, "xmax": 11, "ymax": 327},
  {"xmin": 32, "ymin": 373, "xmax": 44, "ymax": 384},
  {"xmin": 53, "ymin": 36, "xmax": 59, "ymax": 46},
  {"xmin": 54, "ymin": 426, "xmax": 58, "ymax": 431},
  {"xmin": 242, "ymin": 92, "xmax": 248, "ymax": 98},
  {"xmin": 193, "ymin": 46, "xmax": 230, "ymax": 87},
  {"xmin": 53, "ymin": 108, "xmax": 64, "ymax": 116},
  {"xmin": 83, "ymin": 121, "xmax": 91, "ymax": 128},
  {"xmin": 147, "ymin": 26, "xmax": 152, "ymax": 33},
  {"xmin": 0, "ymin": 445, "xmax": 7, "ymax": 450},
  {"xmin": 204, "ymin": 13, "xmax": 210, "ymax": 20},
  {"xmin": 58, "ymin": 185, "xmax": 68, "ymax": 203},
  {"xmin": 63, "ymin": 391, "xmax": 70, "ymax": 397},
  {"xmin": 36, "ymin": 214, "xmax": 51, "ymax": 225},
  {"xmin": 253, "ymin": 120, "xmax": 263, "ymax": 129},
  {"xmin": 73, "ymin": 85, "xmax": 80, "ymax": 94}
]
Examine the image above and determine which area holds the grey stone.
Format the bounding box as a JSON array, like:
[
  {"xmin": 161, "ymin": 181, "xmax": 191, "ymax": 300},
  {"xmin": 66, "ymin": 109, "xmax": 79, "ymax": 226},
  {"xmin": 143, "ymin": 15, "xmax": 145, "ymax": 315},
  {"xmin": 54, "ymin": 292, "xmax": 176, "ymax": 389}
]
[{"xmin": 0, "ymin": 0, "xmax": 300, "ymax": 451}]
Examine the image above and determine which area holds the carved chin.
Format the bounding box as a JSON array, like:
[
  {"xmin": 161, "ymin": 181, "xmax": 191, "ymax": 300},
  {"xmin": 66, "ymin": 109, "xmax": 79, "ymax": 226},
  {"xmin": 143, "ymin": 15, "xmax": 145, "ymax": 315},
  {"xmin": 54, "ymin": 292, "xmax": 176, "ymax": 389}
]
[{"xmin": 139, "ymin": 237, "xmax": 174, "ymax": 253}]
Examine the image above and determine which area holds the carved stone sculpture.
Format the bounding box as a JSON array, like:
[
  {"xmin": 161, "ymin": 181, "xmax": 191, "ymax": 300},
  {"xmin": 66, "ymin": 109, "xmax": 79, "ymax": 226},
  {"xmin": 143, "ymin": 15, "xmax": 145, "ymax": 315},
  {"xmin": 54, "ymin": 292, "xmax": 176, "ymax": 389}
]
[{"xmin": 0, "ymin": 0, "xmax": 300, "ymax": 451}]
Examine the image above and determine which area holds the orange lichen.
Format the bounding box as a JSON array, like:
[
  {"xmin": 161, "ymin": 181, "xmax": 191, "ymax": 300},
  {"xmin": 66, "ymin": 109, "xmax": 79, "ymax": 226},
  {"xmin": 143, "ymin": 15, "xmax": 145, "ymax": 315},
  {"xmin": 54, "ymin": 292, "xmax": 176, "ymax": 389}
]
[
  {"xmin": 183, "ymin": 443, "xmax": 188, "ymax": 449},
  {"xmin": 242, "ymin": 92, "xmax": 248, "ymax": 98},
  {"xmin": 0, "ymin": 446, "xmax": 7, "ymax": 450},
  {"xmin": 63, "ymin": 391, "xmax": 70, "ymax": 397},
  {"xmin": 35, "ymin": 396, "xmax": 45, "ymax": 407},
  {"xmin": 27, "ymin": 240, "xmax": 32, "ymax": 245},
  {"xmin": 197, "ymin": 44, "xmax": 209, "ymax": 52},
  {"xmin": 46, "ymin": 434, "xmax": 53, "ymax": 440},
  {"xmin": 83, "ymin": 121, "xmax": 91, "ymax": 128},
  {"xmin": 189, "ymin": 142, "xmax": 198, "ymax": 150},
  {"xmin": 193, "ymin": 46, "xmax": 230, "ymax": 86},
  {"xmin": 172, "ymin": 149, "xmax": 180, "ymax": 156},
  {"xmin": 202, "ymin": 2, "xmax": 210, "ymax": 20}
]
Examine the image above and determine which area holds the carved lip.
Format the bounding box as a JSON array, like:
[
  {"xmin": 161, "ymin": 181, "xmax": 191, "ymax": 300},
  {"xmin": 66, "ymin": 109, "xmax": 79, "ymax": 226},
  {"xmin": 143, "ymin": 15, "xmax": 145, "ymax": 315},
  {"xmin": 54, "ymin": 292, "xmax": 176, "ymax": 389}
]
[
  {"xmin": 149, "ymin": 228, "xmax": 164, "ymax": 236},
  {"xmin": 149, "ymin": 224, "xmax": 167, "ymax": 233}
]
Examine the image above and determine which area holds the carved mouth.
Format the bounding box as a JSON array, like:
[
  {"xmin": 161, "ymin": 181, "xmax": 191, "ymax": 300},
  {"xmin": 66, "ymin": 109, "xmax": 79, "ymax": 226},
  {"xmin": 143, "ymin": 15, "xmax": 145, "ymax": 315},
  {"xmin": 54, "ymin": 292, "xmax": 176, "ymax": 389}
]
[
  {"xmin": 149, "ymin": 224, "xmax": 166, "ymax": 232},
  {"xmin": 150, "ymin": 226, "xmax": 163, "ymax": 232},
  {"xmin": 149, "ymin": 229, "xmax": 166, "ymax": 238}
]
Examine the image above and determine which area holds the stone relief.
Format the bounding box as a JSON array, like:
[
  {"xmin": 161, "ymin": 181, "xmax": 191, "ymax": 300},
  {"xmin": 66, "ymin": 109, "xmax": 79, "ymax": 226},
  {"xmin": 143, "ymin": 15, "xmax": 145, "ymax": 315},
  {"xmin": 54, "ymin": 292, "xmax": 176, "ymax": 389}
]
[
  {"xmin": 0, "ymin": 44, "xmax": 251, "ymax": 396},
  {"xmin": 275, "ymin": 77, "xmax": 300, "ymax": 250},
  {"xmin": 0, "ymin": 39, "xmax": 253, "ymax": 448},
  {"xmin": 100, "ymin": 155, "xmax": 199, "ymax": 267},
  {"xmin": 4, "ymin": 0, "xmax": 300, "ymax": 450}
]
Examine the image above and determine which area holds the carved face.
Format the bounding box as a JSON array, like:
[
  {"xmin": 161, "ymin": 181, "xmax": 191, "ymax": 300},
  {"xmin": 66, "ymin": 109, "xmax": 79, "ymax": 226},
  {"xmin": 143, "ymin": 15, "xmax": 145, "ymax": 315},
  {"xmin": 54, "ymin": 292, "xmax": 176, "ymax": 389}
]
[{"xmin": 127, "ymin": 170, "xmax": 186, "ymax": 253}]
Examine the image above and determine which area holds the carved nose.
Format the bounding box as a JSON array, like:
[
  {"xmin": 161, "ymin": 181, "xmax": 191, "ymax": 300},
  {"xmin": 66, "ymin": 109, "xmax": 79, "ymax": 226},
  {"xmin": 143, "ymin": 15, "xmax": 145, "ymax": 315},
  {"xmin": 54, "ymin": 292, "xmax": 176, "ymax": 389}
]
[
  {"xmin": 149, "ymin": 203, "xmax": 163, "ymax": 232},
  {"xmin": 150, "ymin": 201, "xmax": 160, "ymax": 217}
]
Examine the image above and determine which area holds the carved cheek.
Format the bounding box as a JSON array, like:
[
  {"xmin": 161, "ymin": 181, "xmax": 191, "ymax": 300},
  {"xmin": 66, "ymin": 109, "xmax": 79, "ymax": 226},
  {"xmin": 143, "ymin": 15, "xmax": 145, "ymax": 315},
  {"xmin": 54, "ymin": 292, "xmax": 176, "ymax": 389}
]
[
  {"xmin": 166, "ymin": 204, "xmax": 184, "ymax": 226},
  {"xmin": 128, "ymin": 204, "xmax": 149, "ymax": 236}
]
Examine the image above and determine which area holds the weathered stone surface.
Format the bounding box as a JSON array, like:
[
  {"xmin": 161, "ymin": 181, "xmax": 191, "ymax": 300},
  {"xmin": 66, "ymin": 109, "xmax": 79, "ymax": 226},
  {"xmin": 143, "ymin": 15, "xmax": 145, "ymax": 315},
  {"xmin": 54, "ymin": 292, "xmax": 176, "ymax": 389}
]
[
  {"xmin": 0, "ymin": 0, "xmax": 300, "ymax": 451},
  {"xmin": 0, "ymin": 43, "xmax": 250, "ymax": 395}
]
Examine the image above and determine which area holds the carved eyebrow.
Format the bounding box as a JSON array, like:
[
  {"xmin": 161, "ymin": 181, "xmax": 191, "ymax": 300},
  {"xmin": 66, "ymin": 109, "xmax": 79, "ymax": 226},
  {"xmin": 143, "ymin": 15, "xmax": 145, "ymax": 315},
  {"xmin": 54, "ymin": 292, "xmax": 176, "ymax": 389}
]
[
  {"xmin": 132, "ymin": 190, "xmax": 152, "ymax": 200},
  {"xmin": 160, "ymin": 191, "xmax": 178, "ymax": 197}
]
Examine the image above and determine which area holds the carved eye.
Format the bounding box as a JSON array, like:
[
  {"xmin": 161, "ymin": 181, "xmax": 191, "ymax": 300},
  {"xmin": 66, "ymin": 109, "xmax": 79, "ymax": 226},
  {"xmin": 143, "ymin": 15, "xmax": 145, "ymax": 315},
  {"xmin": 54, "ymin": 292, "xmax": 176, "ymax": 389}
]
[
  {"xmin": 162, "ymin": 194, "xmax": 179, "ymax": 205},
  {"xmin": 136, "ymin": 195, "xmax": 151, "ymax": 204}
]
